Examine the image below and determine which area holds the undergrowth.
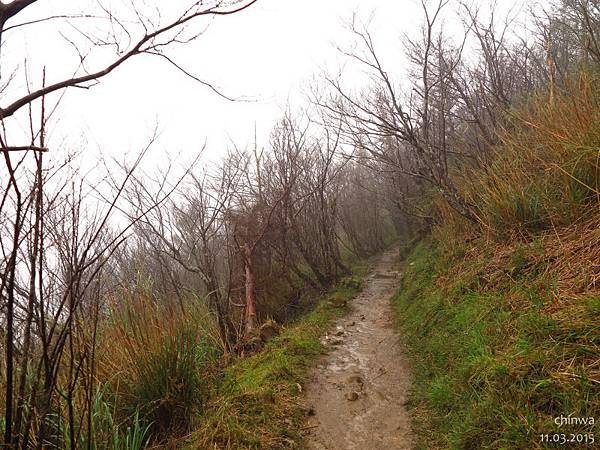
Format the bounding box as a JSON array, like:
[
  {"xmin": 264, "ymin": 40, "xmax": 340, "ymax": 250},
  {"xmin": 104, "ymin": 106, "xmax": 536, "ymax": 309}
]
[
  {"xmin": 92, "ymin": 289, "xmax": 223, "ymax": 448},
  {"xmin": 186, "ymin": 266, "xmax": 367, "ymax": 449},
  {"xmin": 392, "ymin": 70, "xmax": 600, "ymax": 450},
  {"xmin": 454, "ymin": 73, "xmax": 600, "ymax": 239},
  {"xmin": 394, "ymin": 241, "xmax": 599, "ymax": 449}
]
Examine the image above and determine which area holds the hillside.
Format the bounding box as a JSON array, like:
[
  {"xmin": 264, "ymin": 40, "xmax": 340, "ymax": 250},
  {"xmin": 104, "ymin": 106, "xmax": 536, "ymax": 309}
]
[
  {"xmin": 392, "ymin": 72, "xmax": 600, "ymax": 448},
  {"xmin": 395, "ymin": 238, "xmax": 598, "ymax": 448},
  {"xmin": 1, "ymin": 0, "xmax": 599, "ymax": 449}
]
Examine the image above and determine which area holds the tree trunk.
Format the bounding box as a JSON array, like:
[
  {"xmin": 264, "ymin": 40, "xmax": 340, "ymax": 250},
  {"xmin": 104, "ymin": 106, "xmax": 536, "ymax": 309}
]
[{"xmin": 243, "ymin": 243, "xmax": 257, "ymax": 335}]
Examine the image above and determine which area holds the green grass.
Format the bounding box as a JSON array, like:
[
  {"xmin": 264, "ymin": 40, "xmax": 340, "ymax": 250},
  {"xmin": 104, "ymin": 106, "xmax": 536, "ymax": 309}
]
[
  {"xmin": 393, "ymin": 241, "xmax": 599, "ymax": 449},
  {"xmin": 122, "ymin": 327, "xmax": 220, "ymax": 435},
  {"xmin": 186, "ymin": 268, "xmax": 367, "ymax": 449}
]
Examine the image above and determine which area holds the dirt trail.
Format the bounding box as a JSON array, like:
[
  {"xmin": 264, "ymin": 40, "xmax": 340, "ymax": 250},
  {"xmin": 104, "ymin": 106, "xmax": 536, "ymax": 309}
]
[{"xmin": 303, "ymin": 248, "xmax": 413, "ymax": 450}]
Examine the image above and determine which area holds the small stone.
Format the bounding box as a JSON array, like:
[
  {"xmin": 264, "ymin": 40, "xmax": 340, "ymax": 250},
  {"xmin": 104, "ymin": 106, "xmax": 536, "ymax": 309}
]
[
  {"xmin": 335, "ymin": 329, "xmax": 344, "ymax": 336},
  {"xmin": 258, "ymin": 319, "xmax": 281, "ymax": 342},
  {"xmin": 347, "ymin": 321, "xmax": 356, "ymax": 327},
  {"xmin": 347, "ymin": 375, "xmax": 363, "ymax": 385},
  {"xmin": 329, "ymin": 294, "xmax": 347, "ymax": 308},
  {"xmin": 345, "ymin": 391, "xmax": 359, "ymax": 401}
]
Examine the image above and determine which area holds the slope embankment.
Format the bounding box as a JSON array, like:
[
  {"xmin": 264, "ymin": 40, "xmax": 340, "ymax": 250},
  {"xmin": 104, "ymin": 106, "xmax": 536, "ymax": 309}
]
[
  {"xmin": 393, "ymin": 239, "xmax": 599, "ymax": 449},
  {"xmin": 186, "ymin": 262, "xmax": 369, "ymax": 449}
]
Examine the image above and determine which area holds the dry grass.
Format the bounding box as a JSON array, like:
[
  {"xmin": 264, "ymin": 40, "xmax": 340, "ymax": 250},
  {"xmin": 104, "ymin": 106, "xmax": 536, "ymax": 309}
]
[
  {"xmin": 434, "ymin": 72, "xmax": 600, "ymax": 307},
  {"xmin": 542, "ymin": 216, "xmax": 600, "ymax": 298},
  {"xmin": 435, "ymin": 216, "xmax": 599, "ymax": 306},
  {"xmin": 413, "ymin": 83, "xmax": 600, "ymax": 444},
  {"xmin": 448, "ymin": 72, "xmax": 600, "ymax": 239},
  {"xmin": 94, "ymin": 289, "xmax": 223, "ymax": 442},
  {"xmin": 394, "ymin": 240, "xmax": 599, "ymax": 449}
]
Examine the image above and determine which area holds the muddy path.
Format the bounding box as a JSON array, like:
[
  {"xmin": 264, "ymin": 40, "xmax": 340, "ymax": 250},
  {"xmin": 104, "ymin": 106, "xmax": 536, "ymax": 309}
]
[{"xmin": 303, "ymin": 248, "xmax": 413, "ymax": 450}]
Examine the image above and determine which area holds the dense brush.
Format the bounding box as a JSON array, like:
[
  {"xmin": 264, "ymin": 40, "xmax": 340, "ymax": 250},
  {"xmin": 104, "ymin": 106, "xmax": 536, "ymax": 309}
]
[{"xmin": 455, "ymin": 73, "xmax": 600, "ymax": 238}]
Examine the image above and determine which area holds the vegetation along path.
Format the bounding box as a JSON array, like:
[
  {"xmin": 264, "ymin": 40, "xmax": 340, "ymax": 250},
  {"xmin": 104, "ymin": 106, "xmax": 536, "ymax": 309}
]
[{"xmin": 304, "ymin": 248, "xmax": 413, "ymax": 449}]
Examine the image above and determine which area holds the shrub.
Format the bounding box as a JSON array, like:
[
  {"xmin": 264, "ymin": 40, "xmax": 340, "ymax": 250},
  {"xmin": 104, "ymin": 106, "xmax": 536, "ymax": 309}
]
[
  {"xmin": 122, "ymin": 325, "xmax": 219, "ymax": 434},
  {"xmin": 96, "ymin": 290, "xmax": 222, "ymax": 440}
]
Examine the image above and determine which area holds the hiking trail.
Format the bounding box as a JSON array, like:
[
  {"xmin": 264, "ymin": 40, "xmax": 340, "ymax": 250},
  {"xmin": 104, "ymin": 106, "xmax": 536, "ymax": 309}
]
[{"xmin": 303, "ymin": 248, "xmax": 413, "ymax": 449}]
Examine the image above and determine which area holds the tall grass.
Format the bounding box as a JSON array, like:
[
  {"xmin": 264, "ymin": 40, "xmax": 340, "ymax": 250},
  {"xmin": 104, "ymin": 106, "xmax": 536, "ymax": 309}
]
[
  {"xmin": 457, "ymin": 73, "xmax": 600, "ymax": 238},
  {"xmin": 403, "ymin": 74, "xmax": 600, "ymax": 446},
  {"xmin": 1, "ymin": 286, "xmax": 223, "ymax": 448},
  {"xmin": 95, "ymin": 288, "xmax": 223, "ymax": 442},
  {"xmin": 63, "ymin": 385, "xmax": 150, "ymax": 450}
]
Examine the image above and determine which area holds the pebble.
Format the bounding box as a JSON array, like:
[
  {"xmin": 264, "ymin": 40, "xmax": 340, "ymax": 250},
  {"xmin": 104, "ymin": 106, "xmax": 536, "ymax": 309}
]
[
  {"xmin": 345, "ymin": 391, "xmax": 359, "ymax": 401},
  {"xmin": 347, "ymin": 375, "xmax": 364, "ymax": 386},
  {"xmin": 330, "ymin": 337, "xmax": 344, "ymax": 345}
]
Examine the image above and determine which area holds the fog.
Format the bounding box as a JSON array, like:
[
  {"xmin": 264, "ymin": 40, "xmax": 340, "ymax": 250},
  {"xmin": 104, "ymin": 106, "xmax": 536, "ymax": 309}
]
[{"xmin": 2, "ymin": 0, "xmax": 421, "ymax": 165}]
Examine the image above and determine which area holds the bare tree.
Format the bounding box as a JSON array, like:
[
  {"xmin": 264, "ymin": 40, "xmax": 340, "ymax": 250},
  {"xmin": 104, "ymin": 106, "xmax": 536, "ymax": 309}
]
[
  {"xmin": 315, "ymin": 1, "xmax": 479, "ymax": 225},
  {"xmin": 0, "ymin": 1, "xmax": 257, "ymax": 122},
  {"xmin": 1, "ymin": 1, "xmax": 261, "ymax": 446}
]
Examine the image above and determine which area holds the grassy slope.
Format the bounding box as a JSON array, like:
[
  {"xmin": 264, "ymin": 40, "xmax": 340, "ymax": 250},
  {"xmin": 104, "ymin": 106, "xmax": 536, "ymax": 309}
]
[
  {"xmin": 185, "ymin": 264, "xmax": 367, "ymax": 449},
  {"xmin": 393, "ymin": 241, "xmax": 599, "ymax": 449}
]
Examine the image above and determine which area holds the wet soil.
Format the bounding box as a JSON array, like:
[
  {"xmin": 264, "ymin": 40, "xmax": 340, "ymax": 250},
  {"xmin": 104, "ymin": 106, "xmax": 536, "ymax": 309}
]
[{"xmin": 303, "ymin": 248, "xmax": 413, "ymax": 449}]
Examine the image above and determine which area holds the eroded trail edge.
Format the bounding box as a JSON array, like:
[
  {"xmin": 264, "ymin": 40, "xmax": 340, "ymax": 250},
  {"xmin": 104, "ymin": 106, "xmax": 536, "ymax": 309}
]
[{"xmin": 304, "ymin": 249, "xmax": 413, "ymax": 450}]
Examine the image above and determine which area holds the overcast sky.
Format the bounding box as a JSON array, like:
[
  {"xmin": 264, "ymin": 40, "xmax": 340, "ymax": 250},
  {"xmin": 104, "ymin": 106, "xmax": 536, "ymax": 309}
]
[
  {"xmin": 2, "ymin": 0, "xmax": 436, "ymax": 167},
  {"xmin": 3, "ymin": 0, "xmax": 535, "ymax": 171}
]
